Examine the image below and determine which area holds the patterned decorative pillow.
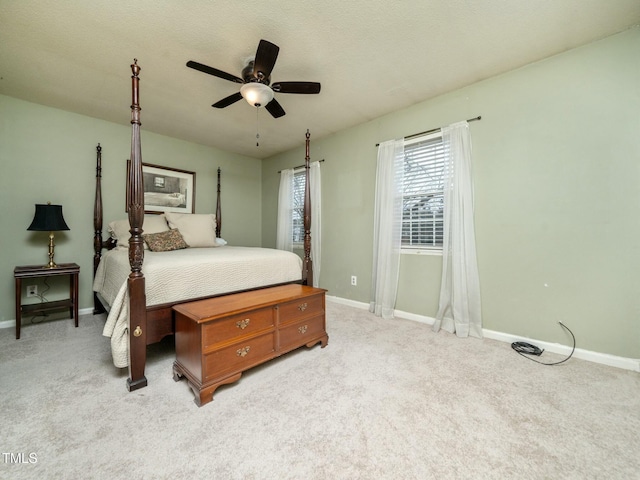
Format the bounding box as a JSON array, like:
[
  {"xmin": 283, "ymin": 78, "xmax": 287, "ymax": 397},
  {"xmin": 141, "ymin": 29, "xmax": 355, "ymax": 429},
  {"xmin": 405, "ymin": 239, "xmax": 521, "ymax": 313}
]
[{"xmin": 143, "ymin": 229, "xmax": 189, "ymax": 252}]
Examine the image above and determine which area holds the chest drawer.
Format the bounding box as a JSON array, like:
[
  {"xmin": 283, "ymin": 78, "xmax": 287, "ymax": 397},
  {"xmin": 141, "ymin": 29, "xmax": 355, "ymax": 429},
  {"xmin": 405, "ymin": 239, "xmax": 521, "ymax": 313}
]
[
  {"xmin": 278, "ymin": 293, "xmax": 324, "ymax": 326},
  {"xmin": 279, "ymin": 314, "xmax": 326, "ymax": 351},
  {"xmin": 204, "ymin": 332, "xmax": 276, "ymax": 381},
  {"xmin": 203, "ymin": 306, "xmax": 274, "ymax": 350}
]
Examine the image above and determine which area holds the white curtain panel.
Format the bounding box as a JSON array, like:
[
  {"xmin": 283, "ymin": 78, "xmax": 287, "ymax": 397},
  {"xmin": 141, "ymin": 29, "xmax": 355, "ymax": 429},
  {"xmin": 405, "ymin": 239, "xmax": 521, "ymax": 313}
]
[
  {"xmin": 309, "ymin": 161, "xmax": 322, "ymax": 287},
  {"xmin": 370, "ymin": 138, "xmax": 404, "ymax": 319},
  {"xmin": 433, "ymin": 121, "xmax": 483, "ymax": 338},
  {"xmin": 276, "ymin": 168, "xmax": 294, "ymax": 252}
]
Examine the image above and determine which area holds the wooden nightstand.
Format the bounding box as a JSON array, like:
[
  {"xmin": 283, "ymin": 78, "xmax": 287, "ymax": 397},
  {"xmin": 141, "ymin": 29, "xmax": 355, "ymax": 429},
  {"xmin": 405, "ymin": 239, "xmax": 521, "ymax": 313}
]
[{"xmin": 14, "ymin": 263, "xmax": 80, "ymax": 339}]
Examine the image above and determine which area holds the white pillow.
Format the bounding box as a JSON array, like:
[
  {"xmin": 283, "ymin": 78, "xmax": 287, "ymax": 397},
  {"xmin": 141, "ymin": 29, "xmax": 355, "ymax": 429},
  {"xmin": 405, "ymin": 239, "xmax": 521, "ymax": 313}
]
[
  {"xmin": 164, "ymin": 212, "xmax": 217, "ymax": 248},
  {"xmin": 108, "ymin": 214, "xmax": 169, "ymax": 249}
]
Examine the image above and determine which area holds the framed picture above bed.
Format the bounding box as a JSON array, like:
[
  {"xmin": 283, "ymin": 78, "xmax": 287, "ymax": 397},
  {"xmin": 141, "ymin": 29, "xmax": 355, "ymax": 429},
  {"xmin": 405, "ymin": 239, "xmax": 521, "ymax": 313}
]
[{"xmin": 127, "ymin": 161, "xmax": 196, "ymax": 214}]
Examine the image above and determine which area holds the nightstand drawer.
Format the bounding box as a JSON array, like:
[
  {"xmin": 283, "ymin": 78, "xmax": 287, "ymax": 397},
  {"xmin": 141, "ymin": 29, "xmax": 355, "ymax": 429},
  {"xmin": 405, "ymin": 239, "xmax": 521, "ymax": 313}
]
[
  {"xmin": 278, "ymin": 294, "xmax": 324, "ymax": 326},
  {"xmin": 203, "ymin": 307, "xmax": 275, "ymax": 350},
  {"xmin": 204, "ymin": 332, "xmax": 276, "ymax": 381}
]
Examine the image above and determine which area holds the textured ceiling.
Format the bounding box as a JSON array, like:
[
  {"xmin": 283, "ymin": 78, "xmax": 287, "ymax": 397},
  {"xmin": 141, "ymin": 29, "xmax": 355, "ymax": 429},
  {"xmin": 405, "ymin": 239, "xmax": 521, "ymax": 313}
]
[{"xmin": 1, "ymin": 0, "xmax": 639, "ymax": 159}]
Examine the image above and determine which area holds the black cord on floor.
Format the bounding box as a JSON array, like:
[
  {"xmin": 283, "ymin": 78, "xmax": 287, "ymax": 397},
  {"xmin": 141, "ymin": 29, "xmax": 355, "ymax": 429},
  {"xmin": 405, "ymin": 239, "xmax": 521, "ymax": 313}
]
[
  {"xmin": 511, "ymin": 322, "xmax": 575, "ymax": 366},
  {"xmin": 30, "ymin": 278, "xmax": 51, "ymax": 324}
]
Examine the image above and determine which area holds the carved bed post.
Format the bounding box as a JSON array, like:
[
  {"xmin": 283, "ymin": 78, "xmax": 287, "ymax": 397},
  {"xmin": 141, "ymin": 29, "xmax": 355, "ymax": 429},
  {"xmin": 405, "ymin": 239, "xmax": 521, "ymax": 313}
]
[
  {"xmin": 93, "ymin": 144, "xmax": 106, "ymax": 314},
  {"xmin": 216, "ymin": 167, "xmax": 222, "ymax": 238},
  {"xmin": 127, "ymin": 59, "xmax": 148, "ymax": 391},
  {"xmin": 302, "ymin": 130, "xmax": 313, "ymax": 286}
]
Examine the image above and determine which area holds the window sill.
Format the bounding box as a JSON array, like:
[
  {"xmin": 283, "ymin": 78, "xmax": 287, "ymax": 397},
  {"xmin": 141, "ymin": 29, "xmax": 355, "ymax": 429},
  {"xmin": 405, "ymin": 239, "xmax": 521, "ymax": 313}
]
[{"xmin": 401, "ymin": 248, "xmax": 442, "ymax": 256}]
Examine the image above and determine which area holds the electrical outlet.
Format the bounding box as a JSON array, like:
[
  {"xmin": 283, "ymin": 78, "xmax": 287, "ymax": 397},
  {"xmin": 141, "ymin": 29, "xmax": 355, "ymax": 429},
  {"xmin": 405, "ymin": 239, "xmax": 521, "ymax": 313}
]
[
  {"xmin": 351, "ymin": 276, "xmax": 357, "ymax": 286},
  {"xmin": 26, "ymin": 285, "xmax": 38, "ymax": 297}
]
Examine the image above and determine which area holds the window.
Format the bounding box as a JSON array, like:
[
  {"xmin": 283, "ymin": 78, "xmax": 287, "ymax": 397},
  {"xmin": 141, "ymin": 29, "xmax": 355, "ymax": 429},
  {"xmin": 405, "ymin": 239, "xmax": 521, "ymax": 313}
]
[
  {"xmin": 291, "ymin": 169, "xmax": 306, "ymax": 244},
  {"xmin": 401, "ymin": 132, "xmax": 447, "ymax": 251}
]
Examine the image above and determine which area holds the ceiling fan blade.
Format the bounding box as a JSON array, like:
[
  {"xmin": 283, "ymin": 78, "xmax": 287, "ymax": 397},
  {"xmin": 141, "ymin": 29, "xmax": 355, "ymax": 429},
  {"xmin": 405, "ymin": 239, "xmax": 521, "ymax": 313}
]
[
  {"xmin": 253, "ymin": 40, "xmax": 279, "ymax": 80},
  {"xmin": 271, "ymin": 81, "xmax": 321, "ymax": 94},
  {"xmin": 212, "ymin": 92, "xmax": 243, "ymax": 108},
  {"xmin": 265, "ymin": 98, "xmax": 286, "ymax": 118},
  {"xmin": 187, "ymin": 61, "xmax": 244, "ymax": 84}
]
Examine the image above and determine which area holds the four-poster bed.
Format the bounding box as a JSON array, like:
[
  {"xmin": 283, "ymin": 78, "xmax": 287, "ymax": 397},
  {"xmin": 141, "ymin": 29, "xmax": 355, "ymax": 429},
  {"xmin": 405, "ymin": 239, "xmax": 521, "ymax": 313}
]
[{"xmin": 93, "ymin": 60, "xmax": 319, "ymax": 392}]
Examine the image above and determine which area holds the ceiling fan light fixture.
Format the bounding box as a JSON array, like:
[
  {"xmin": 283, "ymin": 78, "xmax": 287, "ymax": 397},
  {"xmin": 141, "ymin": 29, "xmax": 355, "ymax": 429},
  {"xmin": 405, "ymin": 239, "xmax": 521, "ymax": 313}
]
[{"xmin": 240, "ymin": 83, "xmax": 273, "ymax": 107}]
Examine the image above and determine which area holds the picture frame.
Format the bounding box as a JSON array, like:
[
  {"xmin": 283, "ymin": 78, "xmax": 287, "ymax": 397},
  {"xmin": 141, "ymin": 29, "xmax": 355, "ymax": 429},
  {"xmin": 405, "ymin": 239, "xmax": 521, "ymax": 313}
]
[{"xmin": 127, "ymin": 161, "xmax": 196, "ymax": 214}]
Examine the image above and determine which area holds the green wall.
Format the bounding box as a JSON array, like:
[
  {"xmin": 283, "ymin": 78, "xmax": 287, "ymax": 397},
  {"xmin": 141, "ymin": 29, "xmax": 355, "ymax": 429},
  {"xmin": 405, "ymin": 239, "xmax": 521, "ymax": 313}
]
[
  {"xmin": 262, "ymin": 28, "xmax": 640, "ymax": 359},
  {"xmin": 2, "ymin": 28, "xmax": 637, "ymax": 360},
  {"xmin": 0, "ymin": 95, "xmax": 262, "ymax": 322}
]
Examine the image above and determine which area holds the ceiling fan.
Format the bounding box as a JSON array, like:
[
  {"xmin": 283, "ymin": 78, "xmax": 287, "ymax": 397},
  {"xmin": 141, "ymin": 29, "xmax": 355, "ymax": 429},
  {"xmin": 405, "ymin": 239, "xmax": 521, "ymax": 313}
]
[{"xmin": 186, "ymin": 39, "xmax": 321, "ymax": 118}]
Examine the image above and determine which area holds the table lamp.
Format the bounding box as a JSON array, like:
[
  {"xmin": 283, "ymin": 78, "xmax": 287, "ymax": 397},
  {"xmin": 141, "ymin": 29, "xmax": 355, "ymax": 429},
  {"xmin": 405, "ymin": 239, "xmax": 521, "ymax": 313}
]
[{"xmin": 27, "ymin": 202, "xmax": 70, "ymax": 268}]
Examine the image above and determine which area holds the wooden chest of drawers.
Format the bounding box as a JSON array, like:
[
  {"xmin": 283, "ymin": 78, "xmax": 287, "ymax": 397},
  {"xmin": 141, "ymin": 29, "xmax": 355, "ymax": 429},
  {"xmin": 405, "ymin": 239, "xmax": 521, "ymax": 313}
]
[{"xmin": 172, "ymin": 284, "xmax": 328, "ymax": 406}]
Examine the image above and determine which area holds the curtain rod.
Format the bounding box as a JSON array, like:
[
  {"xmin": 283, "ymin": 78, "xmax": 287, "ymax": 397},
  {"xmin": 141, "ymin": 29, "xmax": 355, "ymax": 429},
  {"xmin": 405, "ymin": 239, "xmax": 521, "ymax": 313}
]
[
  {"xmin": 375, "ymin": 115, "xmax": 482, "ymax": 147},
  {"xmin": 277, "ymin": 158, "xmax": 325, "ymax": 173}
]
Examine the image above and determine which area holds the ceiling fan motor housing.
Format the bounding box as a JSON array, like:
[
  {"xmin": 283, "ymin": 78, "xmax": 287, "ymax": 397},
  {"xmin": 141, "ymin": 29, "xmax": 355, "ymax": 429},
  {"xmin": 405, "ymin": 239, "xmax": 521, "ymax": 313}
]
[{"xmin": 242, "ymin": 61, "xmax": 270, "ymax": 85}]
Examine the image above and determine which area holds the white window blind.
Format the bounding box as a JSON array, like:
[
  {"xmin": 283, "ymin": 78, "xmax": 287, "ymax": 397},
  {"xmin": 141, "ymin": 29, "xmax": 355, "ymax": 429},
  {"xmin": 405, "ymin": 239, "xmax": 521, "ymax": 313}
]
[
  {"xmin": 292, "ymin": 169, "xmax": 306, "ymax": 243},
  {"xmin": 402, "ymin": 133, "xmax": 447, "ymax": 249}
]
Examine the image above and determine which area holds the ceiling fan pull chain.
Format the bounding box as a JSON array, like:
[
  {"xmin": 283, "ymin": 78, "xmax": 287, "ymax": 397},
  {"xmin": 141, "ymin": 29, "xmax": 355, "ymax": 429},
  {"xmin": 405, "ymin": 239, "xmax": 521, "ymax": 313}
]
[{"xmin": 256, "ymin": 107, "xmax": 260, "ymax": 147}]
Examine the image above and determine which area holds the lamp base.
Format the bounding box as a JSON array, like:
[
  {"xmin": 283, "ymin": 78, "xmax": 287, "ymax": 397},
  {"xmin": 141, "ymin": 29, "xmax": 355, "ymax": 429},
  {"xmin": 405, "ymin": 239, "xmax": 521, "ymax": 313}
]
[{"xmin": 46, "ymin": 232, "xmax": 58, "ymax": 269}]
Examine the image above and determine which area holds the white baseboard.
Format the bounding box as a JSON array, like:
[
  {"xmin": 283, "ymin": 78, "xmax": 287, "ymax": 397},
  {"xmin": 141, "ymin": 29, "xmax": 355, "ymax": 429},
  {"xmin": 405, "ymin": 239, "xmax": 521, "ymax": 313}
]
[
  {"xmin": 326, "ymin": 295, "xmax": 640, "ymax": 372},
  {"xmin": 482, "ymin": 329, "xmax": 640, "ymax": 372},
  {"xmin": 326, "ymin": 295, "xmax": 369, "ymax": 310},
  {"xmin": 0, "ymin": 319, "xmax": 13, "ymax": 329},
  {"xmin": 0, "ymin": 307, "xmax": 94, "ymax": 330}
]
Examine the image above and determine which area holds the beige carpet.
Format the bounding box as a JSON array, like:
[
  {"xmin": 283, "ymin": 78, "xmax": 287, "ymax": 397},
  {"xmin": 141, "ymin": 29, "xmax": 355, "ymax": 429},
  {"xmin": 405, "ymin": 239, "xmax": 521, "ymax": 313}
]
[{"xmin": 1, "ymin": 301, "xmax": 638, "ymax": 479}]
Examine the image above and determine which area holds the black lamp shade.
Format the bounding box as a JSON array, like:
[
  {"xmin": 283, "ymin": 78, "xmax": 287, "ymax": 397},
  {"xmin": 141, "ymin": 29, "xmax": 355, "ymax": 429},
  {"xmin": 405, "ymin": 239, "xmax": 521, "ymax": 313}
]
[{"xmin": 27, "ymin": 204, "xmax": 70, "ymax": 232}]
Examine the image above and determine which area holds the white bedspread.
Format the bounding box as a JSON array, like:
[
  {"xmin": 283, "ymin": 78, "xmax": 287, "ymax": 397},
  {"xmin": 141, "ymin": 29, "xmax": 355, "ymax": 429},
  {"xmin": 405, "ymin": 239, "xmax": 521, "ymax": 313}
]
[{"xmin": 94, "ymin": 246, "xmax": 302, "ymax": 367}]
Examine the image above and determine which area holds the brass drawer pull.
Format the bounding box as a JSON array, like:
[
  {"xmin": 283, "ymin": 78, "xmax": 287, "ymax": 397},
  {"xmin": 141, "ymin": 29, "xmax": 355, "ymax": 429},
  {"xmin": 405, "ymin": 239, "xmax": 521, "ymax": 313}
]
[
  {"xmin": 236, "ymin": 318, "xmax": 250, "ymax": 330},
  {"xmin": 298, "ymin": 302, "xmax": 308, "ymax": 311},
  {"xmin": 236, "ymin": 346, "xmax": 251, "ymax": 357},
  {"xmin": 298, "ymin": 325, "xmax": 308, "ymax": 334}
]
